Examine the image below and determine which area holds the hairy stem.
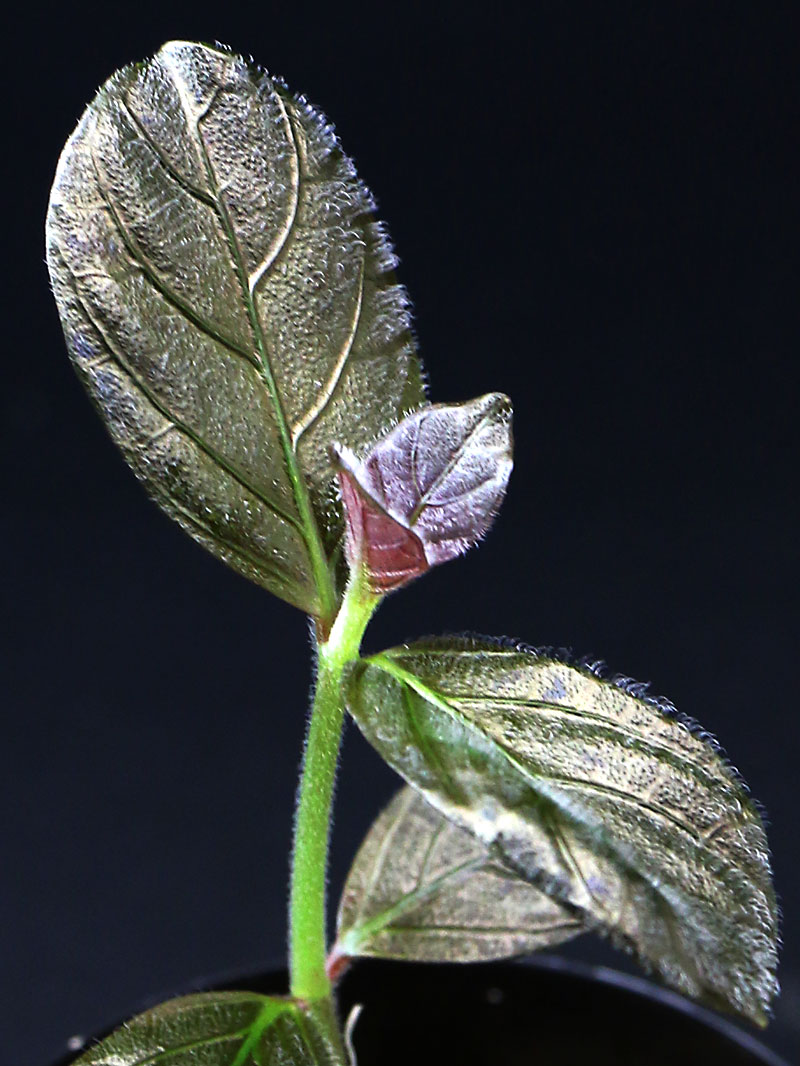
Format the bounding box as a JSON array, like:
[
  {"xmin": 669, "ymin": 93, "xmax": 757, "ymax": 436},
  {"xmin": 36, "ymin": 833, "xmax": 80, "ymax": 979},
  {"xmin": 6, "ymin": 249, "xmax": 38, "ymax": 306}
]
[{"xmin": 289, "ymin": 572, "xmax": 379, "ymax": 1001}]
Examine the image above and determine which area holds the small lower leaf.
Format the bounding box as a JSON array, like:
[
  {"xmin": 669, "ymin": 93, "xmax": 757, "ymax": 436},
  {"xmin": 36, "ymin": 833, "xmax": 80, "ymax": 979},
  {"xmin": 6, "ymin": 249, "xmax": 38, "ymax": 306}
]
[
  {"xmin": 345, "ymin": 636, "xmax": 779, "ymax": 1024},
  {"xmin": 70, "ymin": 991, "xmax": 346, "ymax": 1066},
  {"xmin": 334, "ymin": 785, "xmax": 583, "ymax": 965}
]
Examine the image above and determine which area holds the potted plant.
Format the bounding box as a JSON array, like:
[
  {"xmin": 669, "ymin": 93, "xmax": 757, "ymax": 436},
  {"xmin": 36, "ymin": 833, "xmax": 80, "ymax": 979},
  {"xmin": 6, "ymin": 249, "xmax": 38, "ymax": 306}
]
[{"xmin": 46, "ymin": 39, "xmax": 783, "ymax": 1064}]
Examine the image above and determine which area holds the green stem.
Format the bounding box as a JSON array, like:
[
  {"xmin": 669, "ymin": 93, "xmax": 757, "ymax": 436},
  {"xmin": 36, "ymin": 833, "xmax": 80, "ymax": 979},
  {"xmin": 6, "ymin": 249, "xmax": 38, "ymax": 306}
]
[{"xmin": 289, "ymin": 572, "xmax": 379, "ymax": 1001}]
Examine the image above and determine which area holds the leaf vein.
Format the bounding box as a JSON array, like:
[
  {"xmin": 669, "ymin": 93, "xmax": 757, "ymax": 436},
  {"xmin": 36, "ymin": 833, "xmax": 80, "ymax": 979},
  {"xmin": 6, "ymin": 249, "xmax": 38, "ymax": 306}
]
[
  {"xmin": 401, "ymin": 684, "xmax": 468, "ymax": 808},
  {"xmin": 247, "ymin": 89, "xmax": 301, "ymax": 294},
  {"xmin": 352, "ymin": 786, "xmax": 417, "ymax": 931},
  {"xmin": 346, "ymin": 854, "xmax": 485, "ymax": 950},
  {"xmin": 228, "ymin": 1002, "xmax": 284, "ymax": 1066},
  {"xmin": 292, "ymin": 255, "xmax": 366, "ymax": 447},
  {"xmin": 113, "ymin": 1025, "xmax": 251, "ymax": 1066},
  {"xmin": 64, "ymin": 266, "xmax": 303, "ymax": 533},
  {"xmin": 164, "ymin": 52, "xmax": 334, "ymax": 616},
  {"xmin": 87, "ymin": 137, "xmax": 259, "ymax": 369},
  {"xmin": 119, "ymin": 95, "xmax": 216, "ymax": 208},
  {"xmin": 452, "ymin": 693, "xmax": 732, "ymax": 792},
  {"xmin": 414, "ymin": 818, "xmax": 446, "ymax": 890},
  {"xmin": 408, "ymin": 405, "xmax": 497, "ymax": 525},
  {"xmin": 165, "ymin": 494, "xmax": 301, "ymax": 592},
  {"xmin": 381, "ymin": 920, "xmax": 581, "ymax": 938}
]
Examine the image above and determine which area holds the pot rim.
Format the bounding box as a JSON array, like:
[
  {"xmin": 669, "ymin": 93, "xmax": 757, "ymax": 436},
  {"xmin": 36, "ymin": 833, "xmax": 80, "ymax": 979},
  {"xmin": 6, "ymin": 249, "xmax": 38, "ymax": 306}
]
[{"xmin": 515, "ymin": 954, "xmax": 789, "ymax": 1066}]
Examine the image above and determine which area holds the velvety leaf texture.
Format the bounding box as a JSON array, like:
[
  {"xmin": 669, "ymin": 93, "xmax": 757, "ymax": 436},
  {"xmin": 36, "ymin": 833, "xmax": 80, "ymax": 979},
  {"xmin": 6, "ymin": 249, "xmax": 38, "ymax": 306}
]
[
  {"xmin": 46, "ymin": 40, "xmax": 425, "ymax": 617},
  {"xmin": 334, "ymin": 785, "xmax": 582, "ymax": 966},
  {"xmin": 334, "ymin": 394, "xmax": 512, "ymax": 591},
  {"xmin": 70, "ymin": 991, "xmax": 345, "ymax": 1066},
  {"xmin": 345, "ymin": 636, "xmax": 779, "ymax": 1024}
]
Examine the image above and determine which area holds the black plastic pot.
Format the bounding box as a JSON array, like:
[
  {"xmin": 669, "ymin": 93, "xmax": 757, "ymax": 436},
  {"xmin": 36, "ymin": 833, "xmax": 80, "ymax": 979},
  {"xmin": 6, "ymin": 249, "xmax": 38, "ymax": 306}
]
[
  {"xmin": 54, "ymin": 957, "xmax": 789, "ymax": 1066},
  {"xmin": 336, "ymin": 958, "xmax": 791, "ymax": 1065}
]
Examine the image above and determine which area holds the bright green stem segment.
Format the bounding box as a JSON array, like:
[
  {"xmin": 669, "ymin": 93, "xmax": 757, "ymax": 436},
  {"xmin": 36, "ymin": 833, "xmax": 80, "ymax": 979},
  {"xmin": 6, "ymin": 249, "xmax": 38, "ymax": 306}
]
[{"xmin": 289, "ymin": 573, "xmax": 379, "ymax": 1001}]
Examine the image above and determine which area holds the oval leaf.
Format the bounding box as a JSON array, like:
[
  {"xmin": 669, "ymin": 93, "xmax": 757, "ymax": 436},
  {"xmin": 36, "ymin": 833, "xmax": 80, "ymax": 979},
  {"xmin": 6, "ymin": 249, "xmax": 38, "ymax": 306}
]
[
  {"xmin": 333, "ymin": 393, "xmax": 512, "ymax": 591},
  {"xmin": 47, "ymin": 40, "xmax": 425, "ymax": 619},
  {"xmin": 345, "ymin": 637, "xmax": 778, "ymax": 1024},
  {"xmin": 70, "ymin": 991, "xmax": 346, "ymax": 1066},
  {"xmin": 333, "ymin": 785, "xmax": 583, "ymax": 969}
]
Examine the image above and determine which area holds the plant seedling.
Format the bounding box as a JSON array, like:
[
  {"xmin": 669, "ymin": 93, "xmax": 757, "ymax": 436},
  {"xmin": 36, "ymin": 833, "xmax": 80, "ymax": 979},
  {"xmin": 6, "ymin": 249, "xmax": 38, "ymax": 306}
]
[{"xmin": 46, "ymin": 40, "xmax": 779, "ymax": 1065}]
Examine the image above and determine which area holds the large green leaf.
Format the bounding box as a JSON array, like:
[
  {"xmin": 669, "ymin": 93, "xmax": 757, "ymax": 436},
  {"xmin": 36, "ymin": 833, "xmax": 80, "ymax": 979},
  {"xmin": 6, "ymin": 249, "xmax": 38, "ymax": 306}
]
[
  {"xmin": 333, "ymin": 785, "xmax": 582, "ymax": 968},
  {"xmin": 47, "ymin": 40, "xmax": 424, "ymax": 619},
  {"xmin": 70, "ymin": 991, "xmax": 346, "ymax": 1066},
  {"xmin": 345, "ymin": 636, "xmax": 779, "ymax": 1024}
]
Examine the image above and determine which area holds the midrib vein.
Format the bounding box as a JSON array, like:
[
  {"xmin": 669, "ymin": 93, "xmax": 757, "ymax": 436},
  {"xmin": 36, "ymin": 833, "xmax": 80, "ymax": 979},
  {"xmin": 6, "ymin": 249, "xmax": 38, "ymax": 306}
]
[
  {"xmin": 228, "ymin": 1001, "xmax": 286, "ymax": 1066},
  {"xmin": 166, "ymin": 58, "xmax": 334, "ymax": 617},
  {"xmin": 350, "ymin": 854, "xmax": 485, "ymax": 945},
  {"xmin": 408, "ymin": 406, "xmax": 495, "ymax": 525}
]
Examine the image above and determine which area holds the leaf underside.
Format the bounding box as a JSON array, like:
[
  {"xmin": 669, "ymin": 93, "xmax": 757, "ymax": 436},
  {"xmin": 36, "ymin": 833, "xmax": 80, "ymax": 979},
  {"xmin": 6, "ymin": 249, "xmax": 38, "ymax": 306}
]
[
  {"xmin": 47, "ymin": 40, "xmax": 424, "ymax": 616},
  {"xmin": 70, "ymin": 991, "xmax": 342, "ymax": 1066},
  {"xmin": 345, "ymin": 636, "xmax": 779, "ymax": 1024},
  {"xmin": 336, "ymin": 784, "xmax": 583, "ymax": 964}
]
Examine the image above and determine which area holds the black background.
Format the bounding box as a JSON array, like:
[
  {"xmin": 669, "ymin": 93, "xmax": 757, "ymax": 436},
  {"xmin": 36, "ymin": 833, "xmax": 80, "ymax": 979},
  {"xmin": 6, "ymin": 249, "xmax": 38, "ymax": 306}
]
[{"xmin": 3, "ymin": 3, "xmax": 798, "ymax": 1062}]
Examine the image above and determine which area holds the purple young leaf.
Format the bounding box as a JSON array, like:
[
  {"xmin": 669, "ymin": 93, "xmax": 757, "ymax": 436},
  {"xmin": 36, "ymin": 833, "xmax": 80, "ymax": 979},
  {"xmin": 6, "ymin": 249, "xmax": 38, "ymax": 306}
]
[{"xmin": 334, "ymin": 393, "xmax": 513, "ymax": 592}]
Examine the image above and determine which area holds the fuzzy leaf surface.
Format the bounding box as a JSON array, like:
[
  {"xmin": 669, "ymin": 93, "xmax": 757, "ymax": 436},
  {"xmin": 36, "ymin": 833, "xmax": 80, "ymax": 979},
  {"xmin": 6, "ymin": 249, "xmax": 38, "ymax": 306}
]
[
  {"xmin": 345, "ymin": 636, "xmax": 778, "ymax": 1023},
  {"xmin": 335, "ymin": 785, "xmax": 582, "ymax": 965},
  {"xmin": 47, "ymin": 40, "xmax": 424, "ymax": 617},
  {"xmin": 334, "ymin": 394, "xmax": 512, "ymax": 591},
  {"xmin": 69, "ymin": 991, "xmax": 346, "ymax": 1066}
]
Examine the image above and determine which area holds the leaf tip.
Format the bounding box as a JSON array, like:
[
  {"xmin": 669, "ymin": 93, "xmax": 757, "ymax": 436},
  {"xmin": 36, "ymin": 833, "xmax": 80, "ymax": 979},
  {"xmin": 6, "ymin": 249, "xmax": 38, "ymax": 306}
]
[{"xmin": 325, "ymin": 943, "xmax": 353, "ymax": 985}]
